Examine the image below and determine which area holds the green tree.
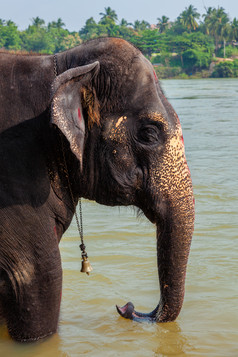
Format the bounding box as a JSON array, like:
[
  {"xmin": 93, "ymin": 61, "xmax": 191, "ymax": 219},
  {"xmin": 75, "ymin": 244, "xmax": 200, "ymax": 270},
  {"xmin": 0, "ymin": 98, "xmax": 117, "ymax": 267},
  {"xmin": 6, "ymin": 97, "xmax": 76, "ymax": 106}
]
[
  {"xmin": 203, "ymin": 7, "xmax": 230, "ymax": 55},
  {"xmin": 119, "ymin": 18, "xmax": 132, "ymax": 27},
  {"xmin": 183, "ymin": 49, "xmax": 211, "ymax": 71},
  {"xmin": 131, "ymin": 29, "xmax": 160, "ymax": 58},
  {"xmin": 118, "ymin": 20, "xmax": 135, "ymax": 41},
  {"xmin": 211, "ymin": 61, "xmax": 234, "ymax": 77},
  {"xmin": 166, "ymin": 34, "xmax": 191, "ymax": 66},
  {"xmin": 230, "ymin": 18, "xmax": 238, "ymax": 42},
  {"xmin": 169, "ymin": 19, "xmax": 187, "ymax": 35},
  {"xmin": 157, "ymin": 16, "xmax": 170, "ymax": 33},
  {"xmin": 79, "ymin": 17, "xmax": 99, "ymax": 40},
  {"xmin": 31, "ymin": 17, "xmax": 45, "ymax": 28},
  {"xmin": 179, "ymin": 5, "xmax": 200, "ymax": 32},
  {"xmin": 99, "ymin": 7, "xmax": 118, "ymax": 24},
  {"xmin": 98, "ymin": 7, "xmax": 119, "ymax": 36},
  {"xmin": 220, "ymin": 19, "xmax": 231, "ymax": 57},
  {"xmin": 60, "ymin": 33, "xmax": 82, "ymax": 50},
  {"xmin": 133, "ymin": 20, "xmax": 150, "ymax": 32},
  {"xmin": 164, "ymin": 32, "xmax": 213, "ymax": 70},
  {"xmin": 0, "ymin": 20, "xmax": 22, "ymax": 50},
  {"xmin": 21, "ymin": 18, "xmax": 54, "ymax": 53},
  {"xmin": 48, "ymin": 18, "xmax": 65, "ymax": 30},
  {"xmin": 21, "ymin": 29, "xmax": 54, "ymax": 53},
  {"xmin": 48, "ymin": 27, "xmax": 69, "ymax": 53},
  {"xmin": 47, "ymin": 18, "xmax": 69, "ymax": 52}
]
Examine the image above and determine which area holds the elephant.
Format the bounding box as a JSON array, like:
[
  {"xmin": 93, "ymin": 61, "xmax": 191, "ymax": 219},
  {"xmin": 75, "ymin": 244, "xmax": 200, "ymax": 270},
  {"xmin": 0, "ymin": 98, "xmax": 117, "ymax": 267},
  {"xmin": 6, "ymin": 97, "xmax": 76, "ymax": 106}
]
[{"xmin": 0, "ymin": 37, "xmax": 195, "ymax": 342}]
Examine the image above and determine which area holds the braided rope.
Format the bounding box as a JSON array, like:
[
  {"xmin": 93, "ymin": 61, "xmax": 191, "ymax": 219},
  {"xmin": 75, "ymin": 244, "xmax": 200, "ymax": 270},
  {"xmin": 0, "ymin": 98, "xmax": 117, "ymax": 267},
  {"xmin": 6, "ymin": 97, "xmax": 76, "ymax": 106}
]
[{"xmin": 53, "ymin": 54, "xmax": 87, "ymax": 258}]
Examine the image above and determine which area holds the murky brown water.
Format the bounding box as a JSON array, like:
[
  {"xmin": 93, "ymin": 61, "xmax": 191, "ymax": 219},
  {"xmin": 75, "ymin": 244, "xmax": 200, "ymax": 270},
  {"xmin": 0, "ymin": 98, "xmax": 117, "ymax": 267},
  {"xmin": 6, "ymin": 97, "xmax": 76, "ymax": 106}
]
[{"xmin": 0, "ymin": 79, "xmax": 237, "ymax": 356}]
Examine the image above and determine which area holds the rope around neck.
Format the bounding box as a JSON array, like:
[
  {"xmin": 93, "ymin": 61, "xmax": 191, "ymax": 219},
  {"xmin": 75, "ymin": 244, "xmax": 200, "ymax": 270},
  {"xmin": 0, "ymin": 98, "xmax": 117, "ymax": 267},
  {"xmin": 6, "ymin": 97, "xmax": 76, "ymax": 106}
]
[{"xmin": 53, "ymin": 54, "xmax": 88, "ymax": 260}]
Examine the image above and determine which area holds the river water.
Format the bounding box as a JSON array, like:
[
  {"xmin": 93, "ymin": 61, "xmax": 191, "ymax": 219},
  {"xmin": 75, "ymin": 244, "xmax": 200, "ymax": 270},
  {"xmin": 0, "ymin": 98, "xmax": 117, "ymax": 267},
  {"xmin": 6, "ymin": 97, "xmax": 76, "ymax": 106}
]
[{"xmin": 0, "ymin": 79, "xmax": 237, "ymax": 356}]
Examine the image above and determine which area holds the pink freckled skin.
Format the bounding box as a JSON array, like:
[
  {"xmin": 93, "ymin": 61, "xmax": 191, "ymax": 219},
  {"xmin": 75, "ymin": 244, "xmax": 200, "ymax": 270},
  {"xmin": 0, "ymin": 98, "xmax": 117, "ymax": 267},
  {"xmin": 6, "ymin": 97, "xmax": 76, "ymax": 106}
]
[
  {"xmin": 181, "ymin": 135, "xmax": 184, "ymax": 145},
  {"xmin": 78, "ymin": 108, "xmax": 82, "ymax": 122},
  {"xmin": 175, "ymin": 113, "xmax": 181, "ymax": 125},
  {"xmin": 153, "ymin": 70, "xmax": 158, "ymax": 82}
]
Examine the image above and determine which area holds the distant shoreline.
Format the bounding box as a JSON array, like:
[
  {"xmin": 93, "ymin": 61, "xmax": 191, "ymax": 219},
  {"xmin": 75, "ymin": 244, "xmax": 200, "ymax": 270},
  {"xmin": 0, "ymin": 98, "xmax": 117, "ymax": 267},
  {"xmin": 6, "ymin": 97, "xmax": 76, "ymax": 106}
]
[{"xmin": 153, "ymin": 57, "xmax": 238, "ymax": 79}]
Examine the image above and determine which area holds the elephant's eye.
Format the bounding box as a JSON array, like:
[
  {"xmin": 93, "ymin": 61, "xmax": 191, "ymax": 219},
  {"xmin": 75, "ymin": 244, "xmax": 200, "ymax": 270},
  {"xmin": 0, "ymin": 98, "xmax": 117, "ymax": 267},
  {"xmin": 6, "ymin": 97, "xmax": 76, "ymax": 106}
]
[{"xmin": 138, "ymin": 125, "xmax": 162, "ymax": 144}]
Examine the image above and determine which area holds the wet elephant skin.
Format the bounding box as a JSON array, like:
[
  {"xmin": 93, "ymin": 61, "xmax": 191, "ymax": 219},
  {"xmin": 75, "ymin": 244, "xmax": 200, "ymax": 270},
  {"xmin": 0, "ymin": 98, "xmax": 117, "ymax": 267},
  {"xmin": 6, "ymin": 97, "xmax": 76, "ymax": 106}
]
[{"xmin": 0, "ymin": 38, "xmax": 194, "ymax": 342}]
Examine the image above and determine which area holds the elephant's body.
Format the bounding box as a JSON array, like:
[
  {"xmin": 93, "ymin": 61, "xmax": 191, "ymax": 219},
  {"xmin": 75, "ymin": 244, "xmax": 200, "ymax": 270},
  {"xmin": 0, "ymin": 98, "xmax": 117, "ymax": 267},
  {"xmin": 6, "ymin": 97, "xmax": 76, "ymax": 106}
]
[
  {"xmin": 0, "ymin": 38, "xmax": 194, "ymax": 342},
  {"xmin": 0, "ymin": 52, "xmax": 71, "ymax": 341}
]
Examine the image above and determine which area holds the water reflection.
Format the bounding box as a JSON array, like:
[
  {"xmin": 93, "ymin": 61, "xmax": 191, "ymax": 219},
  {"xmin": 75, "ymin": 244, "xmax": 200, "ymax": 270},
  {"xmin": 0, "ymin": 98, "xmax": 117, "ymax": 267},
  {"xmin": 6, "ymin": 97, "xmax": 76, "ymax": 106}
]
[
  {"xmin": 0, "ymin": 331, "xmax": 69, "ymax": 357},
  {"xmin": 152, "ymin": 323, "xmax": 192, "ymax": 356}
]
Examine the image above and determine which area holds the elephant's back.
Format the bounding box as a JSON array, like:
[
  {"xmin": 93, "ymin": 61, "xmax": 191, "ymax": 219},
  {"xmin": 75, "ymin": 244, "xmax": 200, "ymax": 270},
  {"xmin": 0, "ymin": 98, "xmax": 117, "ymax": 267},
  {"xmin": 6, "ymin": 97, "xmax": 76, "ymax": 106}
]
[{"xmin": 0, "ymin": 52, "xmax": 53, "ymax": 133}]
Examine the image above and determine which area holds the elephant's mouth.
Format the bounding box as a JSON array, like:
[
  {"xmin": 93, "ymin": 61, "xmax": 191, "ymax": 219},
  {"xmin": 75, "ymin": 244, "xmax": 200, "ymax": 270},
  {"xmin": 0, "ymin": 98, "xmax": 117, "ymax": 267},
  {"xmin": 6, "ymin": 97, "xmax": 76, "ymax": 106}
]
[{"xmin": 136, "ymin": 190, "xmax": 167, "ymax": 226}]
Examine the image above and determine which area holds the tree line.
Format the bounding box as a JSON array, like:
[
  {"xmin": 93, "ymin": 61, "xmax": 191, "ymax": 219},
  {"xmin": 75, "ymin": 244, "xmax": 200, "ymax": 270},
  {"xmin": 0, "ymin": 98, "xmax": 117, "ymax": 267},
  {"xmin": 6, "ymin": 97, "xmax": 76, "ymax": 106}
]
[{"xmin": 1, "ymin": 5, "xmax": 238, "ymax": 77}]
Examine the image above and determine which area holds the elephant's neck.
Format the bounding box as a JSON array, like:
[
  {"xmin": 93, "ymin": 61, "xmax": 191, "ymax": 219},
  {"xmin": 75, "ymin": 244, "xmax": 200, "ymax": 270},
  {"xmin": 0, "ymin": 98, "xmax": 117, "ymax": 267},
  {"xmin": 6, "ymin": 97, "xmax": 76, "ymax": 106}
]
[
  {"xmin": 47, "ymin": 128, "xmax": 81, "ymax": 209},
  {"xmin": 55, "ymin": 48, "xmax": 89, "ymax": 75}
]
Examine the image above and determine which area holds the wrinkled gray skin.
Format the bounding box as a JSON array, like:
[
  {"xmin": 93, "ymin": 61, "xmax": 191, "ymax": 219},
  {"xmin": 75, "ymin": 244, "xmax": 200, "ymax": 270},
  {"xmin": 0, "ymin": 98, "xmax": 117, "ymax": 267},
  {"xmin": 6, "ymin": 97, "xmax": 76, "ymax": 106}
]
[{"xmin": 0, "ymin": 38, "xmax": 195, "ymax": 342}]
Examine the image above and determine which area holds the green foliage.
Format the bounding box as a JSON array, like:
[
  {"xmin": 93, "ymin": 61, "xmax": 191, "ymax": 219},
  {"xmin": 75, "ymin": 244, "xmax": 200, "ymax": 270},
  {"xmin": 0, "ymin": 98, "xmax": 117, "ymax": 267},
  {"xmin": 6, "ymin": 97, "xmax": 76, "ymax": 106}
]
[
  {"xmin": 178, "ymin": 5, "xmax": 200, "ymax": 32},
  {"xmin": 183, "ymin": 49, "xmax": 211, "ymax": 71},
  {"xmin": 1, "ymin": 5, "xmax": 238, "ymax": 78},
  {"xmin": 217, "ymin": 45, "xmax": 238, "ymax": 58},
  {"xmin": 233, "ymin": 59, "xmax": 238, "ymax": 68},
  {"xmin": 130, "ymin": 29, "xmax": 161, "ymax": 57},
  {"xmin": 154, "ymin": 65, "xmax": 183, "ymax": 79},
  {"xmin": 99, "ymin": 7, "xmax": 118, "ymax": 24},
  {"xmin": 230, "ymin": 18, "xmax": 238, "ymax": 41},
  {"xmin": 79, "ymin": 17, "xmax": 99, "ymax": 40},
  {"xmin": 157, "ymin": 16, "xmax": 170, "ymax": 33},
  {"xmin": 153, "ymin": 32, "xmax": 214, "ymax": 70},
  {"xmin": 211, "ymin": 61, "xmax": 238, "ymax": 77},
  {"xmin": 133, "ymin": 20, "xmax": 150, "ymax": 32},
  {"xmin": 151, "ymin": 52, "xmax": 172, "ymax": 66},
  {"xmin": 0, "ymin": 20, "xmax": 22, "ymax": 50},
  {"xmin": 203, "ymin": 7, "xmax": 231, "ymax": 55},
  {"xmin": 19, "ymin": 18, "xmax": 76, "ymax": 53}
]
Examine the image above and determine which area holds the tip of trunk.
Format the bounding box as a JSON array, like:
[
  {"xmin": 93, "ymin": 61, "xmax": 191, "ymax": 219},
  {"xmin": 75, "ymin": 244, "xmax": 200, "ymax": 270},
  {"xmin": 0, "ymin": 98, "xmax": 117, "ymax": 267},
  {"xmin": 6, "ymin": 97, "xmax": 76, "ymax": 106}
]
[{"xmin": 116, "ymin": 302, "xmax": 158, "ymax": 322}]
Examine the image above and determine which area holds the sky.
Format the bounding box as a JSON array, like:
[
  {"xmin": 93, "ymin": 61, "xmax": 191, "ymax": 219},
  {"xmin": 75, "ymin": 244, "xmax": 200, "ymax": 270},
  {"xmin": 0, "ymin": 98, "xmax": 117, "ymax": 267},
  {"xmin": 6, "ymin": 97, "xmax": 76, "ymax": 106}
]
[{"xmin": 1, "ymin": 0, "xmax": 238, "ymax": 31}]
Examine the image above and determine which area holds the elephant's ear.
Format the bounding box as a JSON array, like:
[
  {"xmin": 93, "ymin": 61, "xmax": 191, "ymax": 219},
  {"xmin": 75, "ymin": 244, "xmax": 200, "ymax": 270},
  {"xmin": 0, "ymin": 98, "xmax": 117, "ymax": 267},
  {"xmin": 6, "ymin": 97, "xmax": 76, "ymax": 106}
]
[{"xmin": 51, "ymin": 61, "xmax": 100, "ymax": 169}]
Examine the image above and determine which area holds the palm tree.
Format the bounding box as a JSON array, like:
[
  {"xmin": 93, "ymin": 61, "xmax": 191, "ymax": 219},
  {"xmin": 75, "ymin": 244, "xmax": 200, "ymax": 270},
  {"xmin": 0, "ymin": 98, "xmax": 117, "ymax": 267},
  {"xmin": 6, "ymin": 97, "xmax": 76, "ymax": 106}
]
[
  {"xmin": 6, "ymin": 20, "xmax": 16, "ymax": 26},
  {"xmin": 230, "ymin": 18, "xmax": 238, "ymax": 42},
  {"xmin": 80, "ymin": 17, "xmax": 98, "ymax": 40},
  {"xmin": 120, "ymin": 18, "xmax": 132, "ymax": 27},
  {"xmin": 31, "ymin": 17, "xmax": 45, "ymax": 28},
  {"xmin": 133, "ymin": 20, "xmax": 150, "ymax": 32},
  {"xmin": 48, "ymin": 18, "xmax": 65, "ymax": 31},
  {"xmin": 203, "ymin": 7, "xmax": 214, "ymax": 34},
  {"xmin": 203, "ymin": 7, "xmax": 230, "ymax": 55},
  {"xmin": 99, "ymin": 7, "xmax": 118, "ymax": 23},
  {"xmin": 179, "ymin": 5, "xmax": 200, "ymax": 32},
  {"xmin": 157, "ymin": 16, "xmax": 169, "ymax": 33},
  {"xmin": 219, "ymin": 16, "xmax": 231, "ymax": 57},
  {"xmin": 54, "ymin": 18, "xmax": 65, "ymax": 29}
]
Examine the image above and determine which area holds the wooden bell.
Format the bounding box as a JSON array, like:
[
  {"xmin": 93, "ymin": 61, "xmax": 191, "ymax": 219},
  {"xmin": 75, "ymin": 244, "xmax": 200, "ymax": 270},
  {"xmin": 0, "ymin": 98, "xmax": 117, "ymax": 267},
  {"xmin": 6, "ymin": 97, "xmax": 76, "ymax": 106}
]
[{"xmin": 81, "ymin": 255, "xmax": 93, "ymax": 275}]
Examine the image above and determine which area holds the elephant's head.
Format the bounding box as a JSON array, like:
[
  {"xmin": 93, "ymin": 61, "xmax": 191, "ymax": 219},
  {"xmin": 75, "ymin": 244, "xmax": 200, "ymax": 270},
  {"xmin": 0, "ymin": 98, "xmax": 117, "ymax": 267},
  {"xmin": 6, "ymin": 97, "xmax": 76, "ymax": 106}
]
[{"xmin": 51, "ymin": 38, "xmax": 195, "ymax": 322}]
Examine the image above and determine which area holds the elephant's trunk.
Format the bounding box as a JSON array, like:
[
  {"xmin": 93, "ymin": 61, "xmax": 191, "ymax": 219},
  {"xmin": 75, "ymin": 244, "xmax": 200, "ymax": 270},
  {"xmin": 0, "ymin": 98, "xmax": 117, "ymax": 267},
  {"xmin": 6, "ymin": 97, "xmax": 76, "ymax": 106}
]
[
  {"xmin": 117, "ymin": 123, "xmax": 195, "ymax": 322},
  {"xmin": 117, "ymin": 201, "xmax": 194, "ymax": 322},
  {"xmin": 155, "ymin": 206, "xmax": 194, "ymax": 322}
]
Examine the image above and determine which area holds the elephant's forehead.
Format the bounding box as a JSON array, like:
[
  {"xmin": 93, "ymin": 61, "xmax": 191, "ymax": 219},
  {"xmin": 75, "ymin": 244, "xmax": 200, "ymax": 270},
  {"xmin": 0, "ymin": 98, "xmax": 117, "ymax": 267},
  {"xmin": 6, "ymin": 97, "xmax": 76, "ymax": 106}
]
[
  {"xmin": 115, "ymin": 116, "xmax": 127, "ymax": 128},
  {"xmin": 103, "ymin": 115, "xmax": 128, "ymax": 143}
]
